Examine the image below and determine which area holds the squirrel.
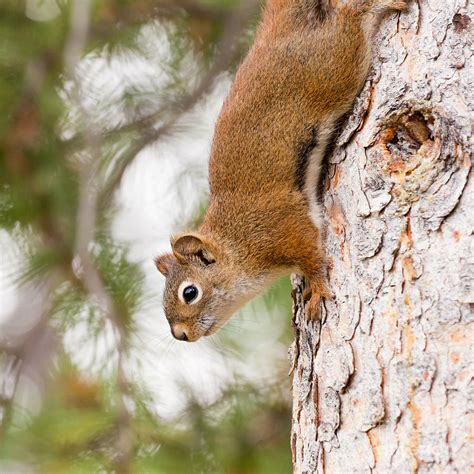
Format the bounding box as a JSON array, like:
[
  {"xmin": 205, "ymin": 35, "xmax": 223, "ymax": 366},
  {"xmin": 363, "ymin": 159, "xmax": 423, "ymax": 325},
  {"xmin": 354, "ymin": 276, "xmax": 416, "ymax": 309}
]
[{"xmin": 155, "ymin": 0, "xmax": 407, "ymax": 341}]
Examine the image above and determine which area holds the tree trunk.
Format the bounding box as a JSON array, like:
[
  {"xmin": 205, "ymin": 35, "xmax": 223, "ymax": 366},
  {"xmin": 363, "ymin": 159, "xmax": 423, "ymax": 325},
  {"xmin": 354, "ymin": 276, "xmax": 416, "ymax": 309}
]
[{"xmin": 290, "ymin": 1, "xmax": 472, "ymax": 472}]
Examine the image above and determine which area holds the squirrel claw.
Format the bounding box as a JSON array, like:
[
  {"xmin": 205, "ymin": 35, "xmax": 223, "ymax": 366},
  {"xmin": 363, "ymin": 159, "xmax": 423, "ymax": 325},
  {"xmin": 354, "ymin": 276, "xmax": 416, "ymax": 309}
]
[
  {"xmin": 303, "ymin": 280, "xmax": 332, "ymax": 321},
  {"xmin": 305, "ymin": 295, "xmax": 321, "ymax": 321}
]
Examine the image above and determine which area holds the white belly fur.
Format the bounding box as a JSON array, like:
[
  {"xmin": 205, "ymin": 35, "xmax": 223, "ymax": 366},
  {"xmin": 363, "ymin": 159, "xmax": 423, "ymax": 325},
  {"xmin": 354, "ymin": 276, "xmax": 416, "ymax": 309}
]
[{"xmin": 303, "ymin": 120, "xmax": 335, "ymax": 229}]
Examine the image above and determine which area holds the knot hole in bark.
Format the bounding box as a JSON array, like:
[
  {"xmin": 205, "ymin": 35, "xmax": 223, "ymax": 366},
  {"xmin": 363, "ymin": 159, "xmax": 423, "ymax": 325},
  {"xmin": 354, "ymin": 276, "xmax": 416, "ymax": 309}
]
[
  {"xmin": 452, "ymin": 13, "xmax": 471, "ymax": 33},
  {"xmin": 382, "ymin": 111, "xmax": 434, "ymax": 165},
  {"xmin": 369, "ymin": 110, "xmax": 451, "ymax": 210}
]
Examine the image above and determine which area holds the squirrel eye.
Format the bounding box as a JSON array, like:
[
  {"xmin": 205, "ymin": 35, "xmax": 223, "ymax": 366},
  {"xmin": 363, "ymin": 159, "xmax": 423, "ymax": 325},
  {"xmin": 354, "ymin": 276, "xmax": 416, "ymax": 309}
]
[
  {"xmin": 183, "ymin": 285, "xmax": 198, "ymax": 303},
  {"xmin": 178, "ymin": 281, "xmax": 202, "ymax": 305}
]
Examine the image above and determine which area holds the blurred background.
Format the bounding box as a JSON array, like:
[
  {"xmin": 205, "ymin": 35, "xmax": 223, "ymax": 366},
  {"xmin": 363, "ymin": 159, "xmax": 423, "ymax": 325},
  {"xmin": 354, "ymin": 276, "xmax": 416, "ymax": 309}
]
[{"xmin": 0, "ymin": 1, "xmax": 294, "ymax": 472}]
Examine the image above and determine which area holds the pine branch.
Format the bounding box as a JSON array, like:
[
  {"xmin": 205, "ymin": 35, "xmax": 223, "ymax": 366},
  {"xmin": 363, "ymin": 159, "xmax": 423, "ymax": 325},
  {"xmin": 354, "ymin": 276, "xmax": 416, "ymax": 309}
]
[
  {"xmin": 98, "ymin": 0, "xmax": 259, "ymax": 210},
  {"xmin": 65, "ymin": 1, "xmax": 134, "ymax": 470}
]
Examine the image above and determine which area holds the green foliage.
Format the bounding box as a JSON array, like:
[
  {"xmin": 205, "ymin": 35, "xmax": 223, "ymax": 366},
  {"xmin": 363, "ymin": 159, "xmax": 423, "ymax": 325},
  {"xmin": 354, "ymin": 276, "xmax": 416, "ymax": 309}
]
[
  {"xmin": 1, "ymin": 360, "xmax": 292, "ymax": 473},
  {"xmin": 139, "ymin": 390, "xmax": 292, "ymax": 474},
  {"xmin": 95, "ymin": 236, "xmax": 146, "ymax": 324},
  {"xmin": 0, "ymin": 1, "xmax": 293, "ymax": 472}
]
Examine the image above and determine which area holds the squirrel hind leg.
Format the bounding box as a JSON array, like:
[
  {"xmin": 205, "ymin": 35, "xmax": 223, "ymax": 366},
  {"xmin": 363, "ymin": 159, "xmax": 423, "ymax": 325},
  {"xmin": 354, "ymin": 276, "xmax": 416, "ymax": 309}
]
[
  {"xmin": 379, "ymin": 0, "xmax": 408, "ymax": 11},
  {"xmin": 289, "ymin": 0, "xmax": 333, "ymax": 25},
  {"xmin": 357, "ymin": 0, "xmax": 408, "ymax": 14},
  {"xmin": 309, "ymin": 0, "xmax": 333, "ymax": 21},
  {"xmin": 340, "ymin": 0, "xmax": 408, "ymax": 42}
]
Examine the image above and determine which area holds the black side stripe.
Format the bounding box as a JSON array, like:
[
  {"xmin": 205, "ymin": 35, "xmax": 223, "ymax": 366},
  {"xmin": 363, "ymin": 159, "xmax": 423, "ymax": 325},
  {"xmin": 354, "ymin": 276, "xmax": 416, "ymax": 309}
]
[
  {"xmin": 323, "ymin": 113, "xmax": 348, "ymax": 162},
  {"xmin": 316, "ymin": 113, "xmax": 348, "ymax": 199},
  {"xmin": 294, "ymin": 125, "xmax": 319, "ymax": 191}
]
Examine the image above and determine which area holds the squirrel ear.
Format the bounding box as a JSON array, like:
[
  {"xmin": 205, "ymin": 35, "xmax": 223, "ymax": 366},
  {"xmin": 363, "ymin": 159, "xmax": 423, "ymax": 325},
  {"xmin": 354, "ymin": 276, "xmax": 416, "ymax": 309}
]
[
  {"xmin": 172, "ymin": 233, "xmax": 216, "ymax": 266},
  {"xmin": 154, "ymin": 253, "xmax": 175, "ymax": 277}
]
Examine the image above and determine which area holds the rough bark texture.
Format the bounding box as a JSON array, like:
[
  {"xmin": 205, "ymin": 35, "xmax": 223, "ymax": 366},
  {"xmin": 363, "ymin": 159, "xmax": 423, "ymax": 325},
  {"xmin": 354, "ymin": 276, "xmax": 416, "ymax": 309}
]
[{"xmin": 290, "ymin": 1, "xmax": 473, "ymax": 472}]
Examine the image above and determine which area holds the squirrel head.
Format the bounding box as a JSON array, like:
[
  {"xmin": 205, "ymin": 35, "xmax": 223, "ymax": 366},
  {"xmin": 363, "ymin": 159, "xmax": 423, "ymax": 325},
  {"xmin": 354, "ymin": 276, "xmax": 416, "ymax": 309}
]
[{"xmin": 155, "ymin": 233, "xmax": 251, "ymax": 342}]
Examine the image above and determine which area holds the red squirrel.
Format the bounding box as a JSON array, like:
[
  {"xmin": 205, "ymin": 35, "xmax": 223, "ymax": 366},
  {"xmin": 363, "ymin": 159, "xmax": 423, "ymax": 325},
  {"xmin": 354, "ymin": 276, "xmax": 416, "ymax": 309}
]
[{"xmin": 155, "ymin": 0, "xmax": 407, "ymax": 341}]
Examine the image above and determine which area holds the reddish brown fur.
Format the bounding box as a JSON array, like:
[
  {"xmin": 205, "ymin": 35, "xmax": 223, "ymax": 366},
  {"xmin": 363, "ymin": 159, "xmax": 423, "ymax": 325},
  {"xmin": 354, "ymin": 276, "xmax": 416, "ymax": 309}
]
[{"xmin": 156, "ymin": 0, "xmax": 407, "ymax": 341}]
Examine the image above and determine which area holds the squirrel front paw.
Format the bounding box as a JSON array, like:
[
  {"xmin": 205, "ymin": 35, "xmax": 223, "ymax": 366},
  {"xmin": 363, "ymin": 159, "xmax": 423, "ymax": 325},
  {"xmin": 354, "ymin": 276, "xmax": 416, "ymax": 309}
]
[{"xmin": 302, "ymin": 279, "xmax": 332, "ymax": 321}]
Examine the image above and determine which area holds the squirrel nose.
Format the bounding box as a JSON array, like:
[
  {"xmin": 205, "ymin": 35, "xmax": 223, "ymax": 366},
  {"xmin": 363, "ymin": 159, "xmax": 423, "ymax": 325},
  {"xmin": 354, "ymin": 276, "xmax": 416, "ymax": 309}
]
[{"xmin": 171, "ymin": 324, "xmax": 189, "ymax": 341}]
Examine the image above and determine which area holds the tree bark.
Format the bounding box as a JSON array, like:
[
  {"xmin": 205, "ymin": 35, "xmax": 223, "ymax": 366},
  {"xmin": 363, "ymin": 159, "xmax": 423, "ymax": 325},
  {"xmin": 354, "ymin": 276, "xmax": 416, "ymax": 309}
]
[{"xmin": 290, "ymin": 1, "xmax": 472, "ymax": 472}]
